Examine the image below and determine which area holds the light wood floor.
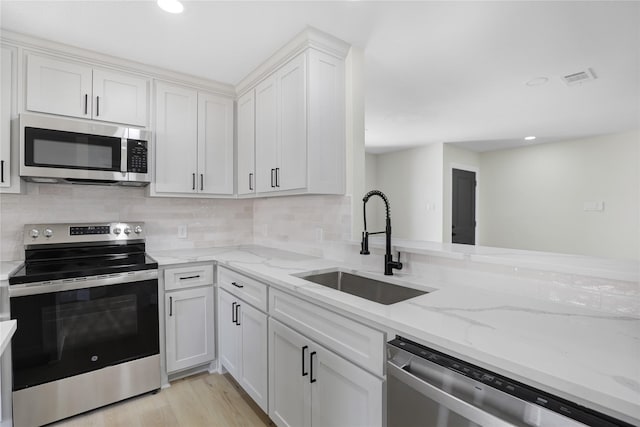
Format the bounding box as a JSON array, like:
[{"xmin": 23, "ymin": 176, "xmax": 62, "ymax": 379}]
[{"xmin": 52, "ymin": 372, "xmax": 273, "ymax": 427}]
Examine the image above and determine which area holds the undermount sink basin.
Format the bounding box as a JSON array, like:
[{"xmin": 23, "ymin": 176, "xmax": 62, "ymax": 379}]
[{"xmin": 298, "ymin": 269, "xmax": 428, "ymax": 305}]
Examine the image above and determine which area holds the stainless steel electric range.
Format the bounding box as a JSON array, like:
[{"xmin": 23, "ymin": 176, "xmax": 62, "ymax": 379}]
[{"xmin": 8, "ymin": 222, "xmax": 160, "ymax": 427}]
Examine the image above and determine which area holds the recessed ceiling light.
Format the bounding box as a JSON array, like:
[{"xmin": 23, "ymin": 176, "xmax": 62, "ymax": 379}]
[
  {"xmin": 524, "ymin": 136, "xmax": 536, "ymax": 141},
  {"xmin": 157, "ymin": 0, "xmax": 184, "ymax": 14},
  {"xmin": 525, "ymin": 77, "xmax": 549, "ymax": 87}
]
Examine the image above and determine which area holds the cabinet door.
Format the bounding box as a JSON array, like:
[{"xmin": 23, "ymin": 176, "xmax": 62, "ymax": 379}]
[
  {"xmin": 255, "ymin": 74, "xmax": 278, "ymax": 193},
  {"xmin": 154, "ymin": 82, "xmax": 198, "ymax": 193},
  {"xmin": 92, "ymin": 69, "xmax": 149, "ymax": 126},
  {"xmin": 237, "ymin": 90, "xmax": 255, "ymax": 195},
  {"xmin": 277, "ymin": 53, "xmax": 307, "ymax": 192},
  {"xmin": 218, "ymin": 289, "xmax": 241, "ymax": 379},
  {"xmin": 197, "ymin": 92, "xmax": 234, "ymax": 195},
  {"xmin": 165, "ymin": 286, "xmax": 215, "ymax": 373},
  {"xmin": 239, "ymin": 303, "xmax": 268, "ymax": 412},
  {"xmin": 310, "ymin": 344, "xmax": 383, "ymax": 427},
  {"xmin": 1, "ymin": 46, "xmax": 14, "ymax": 189},
  {"xmin": 269, "ymin": 319, "xmax": 311, "ymax": 427},
  {"xmin": 26, "ymin": 54, "xmax": 92, "ymax": 119}
]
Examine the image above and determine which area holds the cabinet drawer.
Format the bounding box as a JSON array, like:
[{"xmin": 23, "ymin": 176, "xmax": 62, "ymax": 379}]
[
  {"xmin": 164, "ymin": 264, "xmax": 214, "ymax": 291},
  {"xmin": 218, "ymin": 267, "xmax": 267, "ymax": 312},
  {"xmin": 269, "ymin": 288, "xmax": 384, "ymax": 376}
]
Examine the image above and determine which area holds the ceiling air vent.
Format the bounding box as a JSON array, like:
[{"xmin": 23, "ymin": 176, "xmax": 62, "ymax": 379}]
[{"xmin": 562, "ymin": 68, "xmax": 597, "ymax": 86}]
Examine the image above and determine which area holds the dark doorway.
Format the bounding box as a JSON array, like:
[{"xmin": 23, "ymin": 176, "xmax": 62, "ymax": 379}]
[{"xmin": 452, "ymin": 169, "xmax": 476, "ymax": 245}]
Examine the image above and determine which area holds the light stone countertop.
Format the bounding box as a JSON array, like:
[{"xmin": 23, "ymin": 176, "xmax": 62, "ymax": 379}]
[
  {"xmin": 151, "ymin": 245, "xmax": 640, "ymax": 426},
  {"xmin": 361, "ymin": 236, "xmax": 640, "ymax": 282},
  {"xmin": 0, "ymin": 320, "xmax": 16, "ymax": 356},
  {"xmin": 0, "ymin": 261, "xmax": 23, "ymax": 281}
]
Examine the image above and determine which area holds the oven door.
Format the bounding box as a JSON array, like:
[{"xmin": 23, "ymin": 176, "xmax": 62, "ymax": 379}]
[{"xmin": 10, "ymin": 277, "xmax": 159, "ymax": 391}]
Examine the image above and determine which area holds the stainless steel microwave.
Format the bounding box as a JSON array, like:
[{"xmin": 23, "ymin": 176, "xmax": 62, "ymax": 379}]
[{"xmin": 19, "ymin": 114, "xmax": 150, "ymax": 186}]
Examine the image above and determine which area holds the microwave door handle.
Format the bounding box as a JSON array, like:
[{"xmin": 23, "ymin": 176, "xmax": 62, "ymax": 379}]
[
  {"xmin": 121, "ymin": 139, "xmax": 128, "ymax": 174},
  {"xmin": 387, "ymin": 360, "xmax": 518, "ymax": 427}
]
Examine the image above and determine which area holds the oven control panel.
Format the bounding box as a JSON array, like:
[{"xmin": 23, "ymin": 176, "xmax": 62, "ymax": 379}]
[
  {"xmin": 70, "ymin": 225, "xmax": 111, "ymax": 235},
  {"xmin": 25, "ymin": 222, "xmax": 146, "ymax": 245}
]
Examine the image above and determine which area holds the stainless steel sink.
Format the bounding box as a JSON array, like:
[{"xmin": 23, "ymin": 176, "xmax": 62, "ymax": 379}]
[{"xmin": 298, "ymin": 270, "xmax": 428, "ymax": 305}]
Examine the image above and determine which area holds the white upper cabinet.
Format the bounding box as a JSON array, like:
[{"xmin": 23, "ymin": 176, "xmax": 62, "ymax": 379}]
[
  {"xmin": 154, "ymin": 82, "xmax": 198, "ymax": 194},
  {"xmin": 1, "ymin": 44, "xmax": 20, "ymax": 193},
  {"xmin": 255, "ymin": 74, "xmax": 278, "ymax": 193},
  {"xmin": 154, "ymin": 81, "xmax": 234, "ymax": 197},
  {"xmin": 92, "ymin": 69, "xmax": 148, "ymax": 126},
  {"xmin": 198, "ymin": 92, "xmax": 234, "ymax": 195},
  {"xmin": 242, "ymin": 45, "xmax": 346, "ymax": 197},
  {"xmin": 26, "ymin": 53, "xmax": 149, "ymax": 127},
  {"xmin": 237, "ymin": 90, "xmax": 255, "ymax": 195},
  {"xmin": 276, "ymin": 53, "xmax": 307, "ymax": 192}
]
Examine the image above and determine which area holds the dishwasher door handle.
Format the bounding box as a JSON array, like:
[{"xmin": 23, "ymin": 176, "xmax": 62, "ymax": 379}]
[{"xmin": 387, "ymin": 360, "xmax": 518, "ymax": 427}]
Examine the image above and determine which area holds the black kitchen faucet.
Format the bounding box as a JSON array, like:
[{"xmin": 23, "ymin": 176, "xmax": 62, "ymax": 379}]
[{"xmin": 360, "ymin": 190, "xmax": 403, "ymax": 275}]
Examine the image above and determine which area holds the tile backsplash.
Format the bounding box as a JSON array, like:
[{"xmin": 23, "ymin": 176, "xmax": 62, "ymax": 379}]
[
  {"xmin": 253, "ymin": 194, "xmax": 352, "ymax": 257},
  {"xmin": 0, "ymin": 183, "xmax": 254, "ymax": 260},
  {"xmin": 0, "ymin": 184, "xmax": 352, "ymax": 261}
]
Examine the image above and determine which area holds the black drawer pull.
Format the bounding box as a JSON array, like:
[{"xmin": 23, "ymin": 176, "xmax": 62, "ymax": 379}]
[
  {"xmin": 179, "ymin": 275, "xmax": 200, "ymax": 280},
  {"xmin": 234, "ymin": 303, "xmax": 241, "ymax": 326},
  {"xmin": 231, "ymin": 281, "xmax": 244, "ymax": 288},
  {"xmin": 169, "ymin": 297, "xmax": 173, "ymax": 316},
  {"xmin": 1, "ymin": 160, "xmax": 4, "ymax": 183}
]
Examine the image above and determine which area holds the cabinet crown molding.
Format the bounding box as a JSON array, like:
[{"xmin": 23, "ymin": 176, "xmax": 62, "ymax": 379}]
[
  {"xmin": 235, "ymin": 26, "xmax": 350, "ymax": 97},
  {"xmin": 1, "ymin": 29, "xmax": 235, "ymax": 97}
]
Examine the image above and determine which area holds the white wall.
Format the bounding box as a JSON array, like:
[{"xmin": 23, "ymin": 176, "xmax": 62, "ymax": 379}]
[
  {"xmin": 478, "ymin": 131, "xmax": 639, "ymax": 260},
  {"xmin": 372, "ymin": 143, "xmax": 444, "ymax": 241},
  {"xmin": 442, "ymin": 144, "xmax": 480, "ymax": 243},
  {"xmin": 364, "ymin": 152, "xmax": 382, "ymax": 232}
]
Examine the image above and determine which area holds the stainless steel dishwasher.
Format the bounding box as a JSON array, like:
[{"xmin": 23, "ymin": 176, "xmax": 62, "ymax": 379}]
[{"xmin": 387, "ymin": 337, "xmax": 634, "ymax": 427}]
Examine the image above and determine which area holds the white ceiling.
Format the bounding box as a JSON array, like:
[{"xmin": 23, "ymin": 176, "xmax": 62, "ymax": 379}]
[{"xmin": 1, "ymin": 1, "xmax": 639, "ymax": 153}]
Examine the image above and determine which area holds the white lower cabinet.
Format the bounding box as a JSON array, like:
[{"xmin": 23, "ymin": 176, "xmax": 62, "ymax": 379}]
[
  {"xmin": 164, "ymin": 264, "xmax": 216, "ymax": 374},
  {"xmin": 269, "ymin": 318, "xmax": 383, "ymax": 427},
  {"xmin": 165, "ymin": 286, "xmax": 215, "ymax": 373},
  {"xmin": 218, "ymin": 288, "xmax": 268, "ymax": 412}
]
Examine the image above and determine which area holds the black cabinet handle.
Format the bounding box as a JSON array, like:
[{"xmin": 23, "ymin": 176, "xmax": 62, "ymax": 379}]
[
  {"xmin": 96, "ymin": 96, "xmax": 100, "ymax": 116},
  {"xmin": 235, "ymin": 303, "xmax": 241, "ymax": 326},
  {"xmin": 200, "ymin": 174, "xmax": 204, "ymax": 191},
  {"xmin": 310, "ymin": 351, "xmax": 317, "ymax": 383},
  {"xmin": 169, "ymin": 296, "xmax": 173, "ymax": 316},
  {"xmin": 275, "ymin": 168, "xmax": 280, "ymax": 187},
  {"xmin": 231, "ymin": 281, "xmax": 244, "ymax": 289},
  {"xmin": 84, "ymin": 94, "xmax": 88, "ymax": 115},
  {"xmin": 192, "ymin": 173, "xmax": 196, "ymax": 190},
  {"xmin": 179, "ymin": 275, "xmax": 200, "ymax": 280},
  {"xmin": 249, "ymin": 173, "xmax": 253, "ymax": 191},
  {"xmin": 270, "ymin": 169, "xmax": 275, "ymax": 188},
  {"xmin": 301, "ymin": 345, "xmax": 309, "ymax": 377},
  {"xmin": 232, "ymin": 301, "xmax": 237, "ymax": 323},
  {"xmin": 1, "ymin": 160, "xmax": 4, "ymax": 183}
]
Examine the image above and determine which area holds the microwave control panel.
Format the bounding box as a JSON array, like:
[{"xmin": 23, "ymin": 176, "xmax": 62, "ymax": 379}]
[{"xmin": 127, "ymin": 140, "xmax": 148, "ymax": 174}]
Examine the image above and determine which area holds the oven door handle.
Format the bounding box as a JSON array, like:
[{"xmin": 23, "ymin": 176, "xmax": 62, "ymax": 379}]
[
  {"xmin": 9, "ymin": 270, "xmax": 158, "ymax": 297},
  {"xmin": 387, "ymin": 359, "xmax": 518, "ymax": 427}
]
